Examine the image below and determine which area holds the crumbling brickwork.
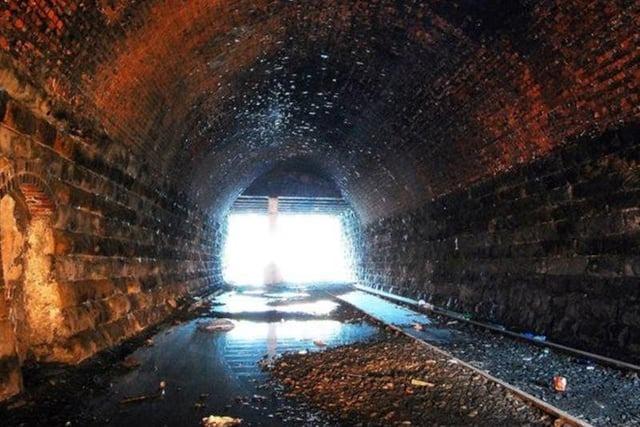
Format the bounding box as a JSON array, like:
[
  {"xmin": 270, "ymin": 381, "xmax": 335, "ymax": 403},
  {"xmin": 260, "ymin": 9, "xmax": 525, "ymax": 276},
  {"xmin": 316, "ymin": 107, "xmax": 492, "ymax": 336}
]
[
  {"xmin": 350, "ymin": 124, "xmax": 640, "ymax": 362},
  {"xmin": 0, "ymin": 83, "xmax": 221, "ymax": 399}
]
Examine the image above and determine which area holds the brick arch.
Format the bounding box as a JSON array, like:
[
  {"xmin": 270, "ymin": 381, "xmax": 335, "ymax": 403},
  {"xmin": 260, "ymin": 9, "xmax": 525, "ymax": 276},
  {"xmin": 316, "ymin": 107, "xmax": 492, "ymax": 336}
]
[
  {"xmin": 0, "ymin": 165, "xmax": 61, "ymax": 365},
  {"xmin": 0, "ymin": 172, "xmax": 56, "ymax": 220}
]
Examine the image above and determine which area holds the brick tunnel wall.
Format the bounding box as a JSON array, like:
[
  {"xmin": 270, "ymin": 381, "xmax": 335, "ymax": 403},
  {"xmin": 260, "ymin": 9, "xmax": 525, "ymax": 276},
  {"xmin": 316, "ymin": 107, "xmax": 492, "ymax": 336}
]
[
  {"xmin": 1, "ymin": 1, "xmax": 637, "ymax": 219},
  {"xmin": 347, "ymin": 124, "xmax": 640, "ymax": 363},
  {"xmin": 0, "ymin": 80, "xmax": 222, "ymax": 398},
  {"xmin": 0, "ymin": 0, "xmax": 638, "ymax": 392}
]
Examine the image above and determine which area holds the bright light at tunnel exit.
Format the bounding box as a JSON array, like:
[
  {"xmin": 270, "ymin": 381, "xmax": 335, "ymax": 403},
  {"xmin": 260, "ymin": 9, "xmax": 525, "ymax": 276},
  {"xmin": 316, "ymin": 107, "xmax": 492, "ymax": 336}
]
[{"xmin": 223, "ymin": 213, "xmax": 354, "ymax": 286}]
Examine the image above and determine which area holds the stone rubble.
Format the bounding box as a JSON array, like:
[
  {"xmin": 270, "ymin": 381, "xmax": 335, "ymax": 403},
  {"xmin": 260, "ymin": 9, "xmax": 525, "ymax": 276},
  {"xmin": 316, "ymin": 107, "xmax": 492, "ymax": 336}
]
[{"xmin": 265, "ymin": 333, "xmax": 556, "ymax": 426}]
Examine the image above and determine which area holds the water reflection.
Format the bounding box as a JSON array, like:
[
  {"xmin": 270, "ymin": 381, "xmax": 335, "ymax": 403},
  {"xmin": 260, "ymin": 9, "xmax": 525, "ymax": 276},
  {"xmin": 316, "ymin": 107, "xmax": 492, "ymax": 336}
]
[
  {"xmin": 84, "ymin": 289, "xmax": 379, "ymax": 426},
  {"xmin": 213, "ymin": 292, "xmax": 339, "ymax": 316},
  {"xmin": 226, "ymin": 320, "xmax": 344, "ymax": 343}
]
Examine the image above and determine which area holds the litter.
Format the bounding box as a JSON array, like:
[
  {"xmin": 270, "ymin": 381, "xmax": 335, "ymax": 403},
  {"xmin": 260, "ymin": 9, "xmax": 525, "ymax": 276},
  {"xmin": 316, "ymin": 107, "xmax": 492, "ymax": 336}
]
[
  {"xmin": 553, "ymin": 376, "xmax": 567, "ymax": 392},
  {"xmin": 118, "ymin": 375, "xmax": 169, "ymax": 404},
  {"xmin": 120, "ymin": 395, "xmax": 153, "ymax": 404},
  {"xmin": 446, "ymin": 320, "xmax": 458, "ymax": 326},
  {"xmin": 417, "ymin": 299, "xmax": 434, "ymax": 310},
  {"xmin": 410, "ymin": 379, "xmax": 436, "ymax": 387},
  {"xmin": 198, "ymin": 319, "xmax": 235, "ymax": 332},
  {"xmin": 523, "ymin": 332, "xmax": 547, "ymax": 342},
  {"xmin": 313, "ymin": 339, "xmax": 326, "ymax": 347},
  {"xmin": 202, "ymin": 415, "xmax": 243, "ymax": 427},
  {"xmin": 413, "ymin": 323, "xmax": 424, "ymax": 331}
]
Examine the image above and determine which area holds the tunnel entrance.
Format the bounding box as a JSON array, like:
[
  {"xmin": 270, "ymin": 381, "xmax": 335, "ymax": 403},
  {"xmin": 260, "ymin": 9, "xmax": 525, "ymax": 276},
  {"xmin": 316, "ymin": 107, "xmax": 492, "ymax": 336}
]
[
  {"xmin": 222, "ymin": 209, "xmax": 353, "ymax": 286},
  {"xmin": 223, "ymin": 161, "xmax": 354, "ymax": 287}
]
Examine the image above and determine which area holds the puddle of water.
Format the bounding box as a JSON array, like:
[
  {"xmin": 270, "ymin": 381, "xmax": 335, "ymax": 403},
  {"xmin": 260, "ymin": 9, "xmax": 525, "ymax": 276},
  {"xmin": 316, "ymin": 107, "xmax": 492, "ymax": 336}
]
[
  {"xmin": 81, "ymin": 289, "xmax": 378, "ymax": 426},
  {"xmin": 338, "ymin": 291, "xmax": 454, "ymax": 344},
  {"xmin": 263, "ymin": 291, "xmax": 310, "ymax": 299},
  {"xmin": 212, "ymin": 292, "xmax": 339, "ymax": 316},
  {"xmin": 339, "ymin": 291, "xmax": 433, "ymax": 326}
]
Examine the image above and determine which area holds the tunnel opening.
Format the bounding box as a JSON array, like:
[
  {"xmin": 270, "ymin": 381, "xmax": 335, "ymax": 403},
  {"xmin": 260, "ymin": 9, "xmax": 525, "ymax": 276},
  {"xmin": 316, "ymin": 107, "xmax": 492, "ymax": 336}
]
[
  {"xmin": 222, "ymin": 210, "xmax": 354, "ymax": 286},
  {"xmin": 222, "ymin": 160, "xmax": 355, "ymax": 287}
]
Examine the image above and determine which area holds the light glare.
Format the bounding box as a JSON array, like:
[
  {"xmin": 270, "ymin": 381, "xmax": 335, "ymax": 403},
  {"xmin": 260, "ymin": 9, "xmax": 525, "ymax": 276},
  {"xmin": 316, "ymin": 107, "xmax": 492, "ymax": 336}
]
[{"xmin": 223, "ymin": 213, "xmax": 353, "ymax": 285}]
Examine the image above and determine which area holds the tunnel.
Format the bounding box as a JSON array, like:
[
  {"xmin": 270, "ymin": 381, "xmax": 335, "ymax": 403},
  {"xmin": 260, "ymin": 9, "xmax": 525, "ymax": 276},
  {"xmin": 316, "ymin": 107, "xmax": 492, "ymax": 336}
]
[{"xmin": 0, "ymin": 1, "xmax": 639, "ymax": 426}]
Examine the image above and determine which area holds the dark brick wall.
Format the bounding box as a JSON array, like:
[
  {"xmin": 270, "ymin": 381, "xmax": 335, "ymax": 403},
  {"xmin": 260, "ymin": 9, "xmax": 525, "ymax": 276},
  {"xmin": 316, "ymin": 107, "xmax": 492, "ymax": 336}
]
[
  {"xmin": 0, "ymin": 78, "xmax": 222, "ymax": 401},
  {"xmin": 1, "ymin": 1, "xmax": 638, "ymax": 220},
  {"xmin": 350, "ymin": 124, "xmax": 640, "ymax": 362}
]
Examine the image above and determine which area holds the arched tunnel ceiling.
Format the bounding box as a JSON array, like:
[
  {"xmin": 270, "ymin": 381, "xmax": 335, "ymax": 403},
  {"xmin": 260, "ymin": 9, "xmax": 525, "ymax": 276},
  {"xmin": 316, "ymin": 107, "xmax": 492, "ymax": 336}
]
[{"xmin": 1, "ymin": 0, "xmax": 638, "ymax": 222}]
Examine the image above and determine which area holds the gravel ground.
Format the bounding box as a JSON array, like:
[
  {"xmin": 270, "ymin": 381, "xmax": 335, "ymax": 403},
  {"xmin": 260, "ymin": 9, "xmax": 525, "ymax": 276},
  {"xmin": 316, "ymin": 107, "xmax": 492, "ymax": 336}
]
[
  {"xmin": 420, "ymin": 312, "xmax": 640, "ymax": 426},
  {"xmin": 264, "ymin": 333, "xmax": 557, "ymax": 426}
]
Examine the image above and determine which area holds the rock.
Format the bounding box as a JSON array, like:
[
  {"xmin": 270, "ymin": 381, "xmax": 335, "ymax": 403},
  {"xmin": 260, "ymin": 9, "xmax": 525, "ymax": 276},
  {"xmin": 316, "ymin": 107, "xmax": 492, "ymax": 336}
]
[
  {"xmin": 197, "ymin": 319, "xmax": 235, "ymax": 332},
  {"xmin": 201, "ymin": 415, "xmax": 242, "ymax": 427}
]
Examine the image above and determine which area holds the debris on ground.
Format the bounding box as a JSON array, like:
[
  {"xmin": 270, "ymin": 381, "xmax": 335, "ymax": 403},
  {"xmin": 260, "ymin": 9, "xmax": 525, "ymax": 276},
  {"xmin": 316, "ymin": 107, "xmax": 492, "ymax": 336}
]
[
  {"xmin": 523, "ymin": 332, "xmax": 547, "ymax": 342},
  {"xmin": 410, "ymin": 379, "xmax": 435, "ymax": 387},
  {"xmin": 264, "ymin": 335, "xmax": 554, "ymax": 426},
  {"xmin": 313, "ymin": 339, "xmax": 326, "ymax": 347},
  {"xmin": 197, "ymin": 319, "xmax": 235, "ymax": 332},
  {"xmin": 119, "ymin": 394, "xmax": 154, "ymax": 405},
  {"xmin": 201, "ymin": 415, "xmax": 242, "ymax": 426},
  {"xmin": 412, "ymin": 323, "xmax": 424, "ymax": 331},
  {"xmin": 417, "ymin": 305, "xmax": 640, "ymax": 426},
  {"xmin": 553, "ymin": 376, "xmax": 567, "ymax": 392},
  {"xmin": 417, "ymin": 300, "xmax": 434, "ymax": 310}
]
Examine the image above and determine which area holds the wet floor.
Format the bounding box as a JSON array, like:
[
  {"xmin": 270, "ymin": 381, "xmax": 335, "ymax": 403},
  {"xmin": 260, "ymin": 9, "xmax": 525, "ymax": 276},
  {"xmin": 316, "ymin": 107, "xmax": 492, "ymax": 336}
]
[
  {"xmin": 0, "ymin": 285, "xmax": 379, "ymax": 426},
  {"xmin": 4, "ymin": 286, "xmax": 638, "ymax": 426},
  {"xmin": 337, "ymin": 290, "xmax": 454, "ymax": 344}
]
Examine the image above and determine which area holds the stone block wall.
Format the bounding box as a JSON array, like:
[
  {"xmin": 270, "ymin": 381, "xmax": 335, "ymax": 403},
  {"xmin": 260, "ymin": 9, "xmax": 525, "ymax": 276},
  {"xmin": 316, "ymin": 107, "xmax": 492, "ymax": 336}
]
[
  {"xmin": 350, "ymin": 123, "xmax": 640, "ymax": 363},
  {"xmin": 0, "ymin": 86, "xmax": 222, "ymax": 400}
]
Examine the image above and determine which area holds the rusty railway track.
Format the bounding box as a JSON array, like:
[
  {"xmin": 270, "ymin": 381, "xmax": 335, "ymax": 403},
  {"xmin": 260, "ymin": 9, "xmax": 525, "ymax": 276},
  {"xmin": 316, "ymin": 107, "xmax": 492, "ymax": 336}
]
[
  {"xmin": 330, "ymin": 290, "xmax": 593, "ymax": 427},
  {"xmin": 353, "ymin": 284, "xmax": 640, "ymax": 373}
]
